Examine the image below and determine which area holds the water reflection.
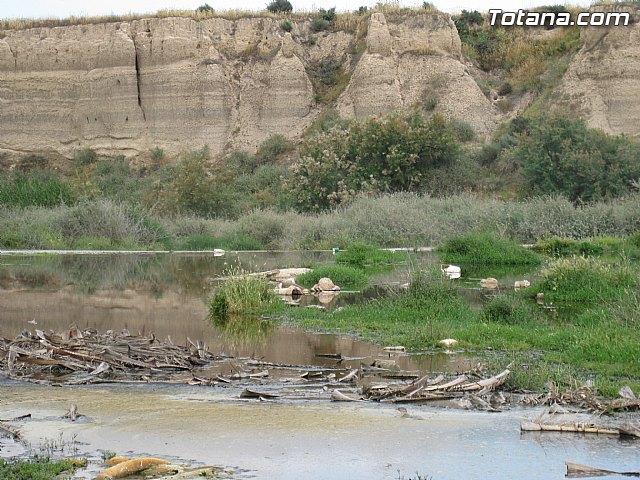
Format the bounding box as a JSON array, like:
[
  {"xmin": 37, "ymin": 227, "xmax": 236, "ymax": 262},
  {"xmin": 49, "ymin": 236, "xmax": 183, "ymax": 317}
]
[
  {"xmin": 0, "ymin": 251, "xmax": 506, "ymax": 372},
  {"xmin": 211, "ymin": 314, "xmax": 276, "ymax": 351}
]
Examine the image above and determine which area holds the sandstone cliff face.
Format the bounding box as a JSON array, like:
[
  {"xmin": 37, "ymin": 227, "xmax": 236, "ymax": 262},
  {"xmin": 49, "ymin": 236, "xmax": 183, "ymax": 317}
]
[
  {"xmin": 556, "ymin": 5, "xmax": 640, "ymax": 138},
  {"xmin": 0, "ymin": 12, "xmax": 497, "ymax": 159},
  {"xmin": 337, "ymin": 12, "xmax": 498, "ymax": 137}
]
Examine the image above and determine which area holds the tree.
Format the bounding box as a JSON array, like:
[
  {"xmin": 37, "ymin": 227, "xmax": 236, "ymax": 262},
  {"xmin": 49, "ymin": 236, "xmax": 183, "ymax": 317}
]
[
  {"xmin": 266, "ymin": 0, "xmax": 293, "ymax": 13},
  {"xmin": 196, "ymin": 3, "xmax": 213, "ymax": 13}
]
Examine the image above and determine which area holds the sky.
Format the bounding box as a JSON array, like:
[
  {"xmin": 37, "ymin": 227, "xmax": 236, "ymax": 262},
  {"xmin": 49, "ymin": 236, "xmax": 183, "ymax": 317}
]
[{"xmin": 1, "ymin": 0, "xmax": 591, "ymax": 19}]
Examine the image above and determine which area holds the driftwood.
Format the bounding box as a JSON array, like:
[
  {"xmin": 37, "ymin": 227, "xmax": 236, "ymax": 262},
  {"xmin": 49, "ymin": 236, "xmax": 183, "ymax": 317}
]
[
  {"xmin": 519, "ymin": 384, "xmax": 640, "ymax": 415},
  {"xmin": 63, "ymin": 403, "xmax": 80, "ymax": 421},
  {"xmin": 0, "ymin": 421, "xmax": 22, "ymax": 441},
  {"xmin": 0, "ymin": 327, "xmax": 222, "ymax": 384},
  {"xmin": 240, "ymin": 388, "xmax": 279, "ymax": 399},
  {"xmin": 565, "ymin": 461, "xmax": 640, "ymax": 478},
  {"xmin": 619, "ymin": 423, "xmax": 640, "ymax": 438},
  {"xmin": 363, "ymin": 369, "xmax": 511, "ymax": 405},
  {"xmin": 331, "ymin": 389, "xmax": 363, "ymax": 402},
  {"xmin": 521, "ymin": 421, "xmax": 619, "ymax": 435}
]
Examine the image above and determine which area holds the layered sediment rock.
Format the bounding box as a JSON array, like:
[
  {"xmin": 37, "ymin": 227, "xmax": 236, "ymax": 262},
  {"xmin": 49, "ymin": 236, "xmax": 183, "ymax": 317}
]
[
  {"xmin": 0, "ymin": 12, "xmax": 498, "ymax": 160},
  {"xmin": 555, "ymin": 5, "xmax": 640, "ymax": 138}
]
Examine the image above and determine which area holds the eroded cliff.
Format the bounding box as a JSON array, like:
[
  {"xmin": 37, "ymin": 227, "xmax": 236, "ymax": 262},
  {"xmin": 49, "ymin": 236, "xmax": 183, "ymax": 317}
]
[
  {"xmin": 0, "ymin": 12, "xmax": 498, "ymax": 159},
  {"xmin": 555, "ymin": 4, "xmax": 640, "ymax": 138}
]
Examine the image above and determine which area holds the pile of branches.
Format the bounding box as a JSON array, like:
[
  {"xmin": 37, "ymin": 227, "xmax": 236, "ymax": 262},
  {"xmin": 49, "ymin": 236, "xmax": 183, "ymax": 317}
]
[
  {"xmin": 519, "ymin": 383, "xmax": 640, "ymax": 415},
  {"xmin": 329, "ymin": 368, "xmax": 512, "ymax": 410},
  {"xmin": 0, "ymin": 327, "xmax": 221, "ymax": 384}
]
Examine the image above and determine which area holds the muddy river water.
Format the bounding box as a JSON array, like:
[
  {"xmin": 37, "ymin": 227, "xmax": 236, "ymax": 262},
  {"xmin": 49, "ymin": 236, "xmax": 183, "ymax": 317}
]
[{"xmin": 0, "ymin": 252, "xmax": 638, "ymax": 479}]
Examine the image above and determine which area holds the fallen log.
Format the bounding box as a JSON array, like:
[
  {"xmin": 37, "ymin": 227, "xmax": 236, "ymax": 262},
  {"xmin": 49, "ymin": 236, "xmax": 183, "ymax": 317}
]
[
  {"xmin": 338, "ymin": 369, "xmax": 359, "ymax": 383},
  {"xmin": 521, "ymin": 421, "xmax": 619, "ymax": 435},
  {"xmin": 240, "ymin": 388, "xmax": 279, "ymax": 399},
  {"xmin": 565, "ymin": 461, "xmax": 640, "ymax": 478},
  {"xmin": 459, "ymin": 369, "xmax": 510, "ymax": 391},
  {"xmin": 423, "ymin": 375, "xmax": 468, "ymax": 392},
  {"xmin": 95, "ymin": 457, "xmax": 171, "ymax": 479},
  {"xmin": 618, "ymin": 423, "xmax": 640, "ymax": 438},
  {"xmin": 331, "ymin": 389, "xmax": 363, "ymax": 402}
]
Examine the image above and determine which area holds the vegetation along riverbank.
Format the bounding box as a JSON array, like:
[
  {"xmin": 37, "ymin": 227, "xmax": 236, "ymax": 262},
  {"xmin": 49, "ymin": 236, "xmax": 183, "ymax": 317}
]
[{"xmin": 208, "ymin": 237, "xmax": 640, "ymax": 399}]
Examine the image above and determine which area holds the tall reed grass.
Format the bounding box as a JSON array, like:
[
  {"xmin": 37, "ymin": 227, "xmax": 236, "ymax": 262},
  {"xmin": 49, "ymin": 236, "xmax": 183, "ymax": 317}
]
[{"xmin": 2, "ymin": 193, "xmax": 640, "ymax": 250}]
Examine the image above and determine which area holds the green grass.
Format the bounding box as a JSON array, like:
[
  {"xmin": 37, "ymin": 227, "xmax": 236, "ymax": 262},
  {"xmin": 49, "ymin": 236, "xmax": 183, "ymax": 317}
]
[
  {"xmin": 295, "ymin": 264, "xmax": 368, "ymax": 290},
  {"xmin": 528, "ymin": 257, "xmax": 636, "ymax": 304},
  {"xmin": 0, "ymin": 457, "xmax": 85, "ymax": 480},
  {"xmin": 0, "ymin": 171, "xmax": 75, "ymax": 208},
  {"xmin": 437, "ymin": 232, "xmax": 541, "ymax": 265},
  {"xmin": 335, "ymin": 243, "xmax": 405, "ymax": 268},
  {"xmin": 209, "ymin": 275, "xmax": 279, "ymax": 319},
  {"xmin": 534, "ymin": 235, "xmax": 639, "ymax": 259},
  {"xmin": 179, "ymin": 233, "xmax": 264, "ymax": 251},
  {"xmin": 272, "ymin": 262, "xmax": 640, "ymax": 397}
]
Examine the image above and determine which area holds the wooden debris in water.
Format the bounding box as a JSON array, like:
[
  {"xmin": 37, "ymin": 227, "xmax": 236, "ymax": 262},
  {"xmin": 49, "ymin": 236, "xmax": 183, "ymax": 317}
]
[
  {"xmin": 62, "ymin": 403, "xmax": 80, "ymax": 422},
  {"xmin": 521, "ymin": 414, "xmax": 640, "ymax": 438},
  {"xmin": 240, "ymin": 388, "xmax": 279, "ymax": 399},
  {"xmin": 364, "ymin": 369, "xmax": 510, "ymax": 405},
  {"xmin": 0, "ymin": 421, "xmax": 22, "ymax": 441},
  {"xmin": 521, "ymin": 421, "xmax": 620, "ymax": 435},
  {"xmin": 565, "ymin": 461, "xmax": 640, "ymax": 478},
  {"xmin": 331, "ymin": 389, "xmax": 363, "ymax": 402},
  {"xmin": 0, "ymin": 327, "xmax": 222, "ymax": 384},
  {"xmin": 519, "ymin": 383, "xmax": 640, "ymax": 415}
]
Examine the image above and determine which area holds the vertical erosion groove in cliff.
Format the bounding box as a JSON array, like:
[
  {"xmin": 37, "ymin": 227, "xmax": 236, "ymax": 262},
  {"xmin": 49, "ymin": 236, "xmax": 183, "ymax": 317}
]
[{"xmin": 132, "ymin": 37, "xmax": 146, "ymax": 122}]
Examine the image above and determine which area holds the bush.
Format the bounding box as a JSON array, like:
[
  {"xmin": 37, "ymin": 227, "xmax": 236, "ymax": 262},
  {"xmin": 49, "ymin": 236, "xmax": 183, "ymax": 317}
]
[
  {"xmin": 438, "ymin": 232, "xmax": 541, "ymax": 265},
  {"xmin": 311, "ymin": 17, "xmax": 329, "ymax": 32},
  {"xmin": 74, "ymin": 148, "xmax": 97, "ymax": 167},
  {"xmin": 147, "ymin": 147, "xmax": 240, "ymax": 218},
  {"xmin": 319, "ymin": 7, "xmax": 336, "ymax": 22},
  {"xmin": 291, "ymin": 111, "xmax": 459, "ymax": 212},
  {"xmin": 497, "ymin": 81, "xmax": 513, "ymax": 96},
  {"xmin": 304, "ymin": 109, "xmax": 351, "ymax": 137},
  {"xmin": 336, "ymin": 243, "xmax": 404, "ymax": 268},
  {"xmin": 482, "ymin": 296, "xmax": 536, "ymax": 325},
  {"xmin": 59, "ymin": 200, "xmax": 169, "ymax": 249},
  {"xmin": 517, "ymin": 116, "xmax": 640, "ymax": 202},
  {"xmin": 448, "ymin": 119, "xmax": 476, "ymax": 143},
  {"xmin": 150, "ymin": 146, "xmax": 164, "ymax": 162},
  {"xmin": 196, "ymin": 3, "xmax": 213, "ymax": 12},
  {"xmin": 255, "ymin": 134, "xmax": 293, "ymax": 166},
  {"xmin": 93, "ymin": 157, "xmax": 145, "ymax": 204},
  {"xmin": 266, "ymin": 0, "xmax": 293, "ymax": 13},
  {"xmin": 280, "ymin": 19, "xmax": 293, "ymax": 32},
  {"xmin": 296, "ymin": 264, "xmax": 368, "ymax": 290},
  {"xmin": 309, "ymin": 57, "xmax": 351, "ymax": 104},
  {"xmin": 209, "ymin": 275, "xmax": 279, "ymax": 319}
]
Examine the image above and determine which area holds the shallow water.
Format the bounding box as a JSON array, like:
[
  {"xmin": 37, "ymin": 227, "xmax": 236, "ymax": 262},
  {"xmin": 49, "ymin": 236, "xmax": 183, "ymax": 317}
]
[
  {"xmin": 1, "ymin": 252, "xmax": 635, "ymax": 479},
  {"xmin": 0, "ymin": 251, "xmax": 473, "ymax": 371},
  {"xmin": 1, "ymin": 381, "xmax": 638, "ymax": 480}
]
